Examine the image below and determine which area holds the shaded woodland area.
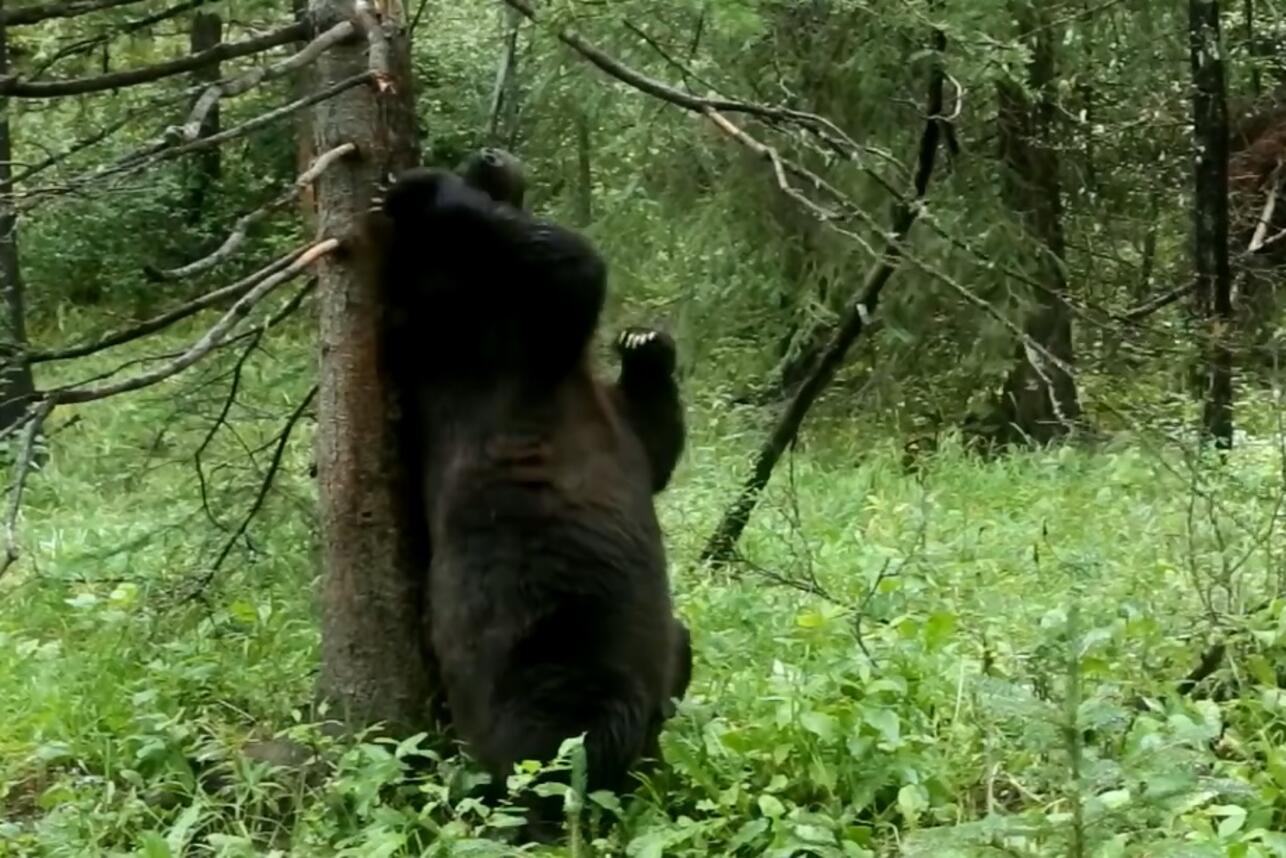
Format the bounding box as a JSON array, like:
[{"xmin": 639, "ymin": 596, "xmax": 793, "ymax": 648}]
[{"xmin": 1, "ymin": 0, "xmax": 1286, "ymax": 855}]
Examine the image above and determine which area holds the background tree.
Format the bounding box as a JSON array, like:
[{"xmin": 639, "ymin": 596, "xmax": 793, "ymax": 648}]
[{"xmin": 3, "ymin": 0, "xmax": 1286, "ymax": 853}]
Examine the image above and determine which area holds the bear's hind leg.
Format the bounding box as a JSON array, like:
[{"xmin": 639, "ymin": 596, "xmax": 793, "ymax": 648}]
[{"xmin": 480, "ymin": 670, "xmax": 657, "ymax": 841}]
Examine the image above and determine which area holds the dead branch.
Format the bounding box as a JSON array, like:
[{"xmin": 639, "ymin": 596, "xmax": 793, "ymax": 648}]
[
  {"xmin": 147, "ymin": 143, "xmax": 356, "ymax": 281},
  {"xmin": 495, "ymin": 0, "xmax": 871, "ymax": 160},
  {"xmin": 194, "ymin": 332, "xmax": 263, "ymax": 533},
  {"xmin": 622, "ymin": 20, "xmax": 725, "ymax": 98},
  {"xmin": 180, "ymin": 22, "xmax": 357, "ymax": 143},
  {"xmin": 4, "ymin": 95, "xmax": 188, "ymax": 191},
  {"xmin": 0, "ymin": 399, "xmax": 53, "ymax": 580},
  {"xmin": 509, "ymin": 0, "xmax": 1123, "ymax": 343},
  {"xmin": 30, "ymin": 0, "xmax": 212, "ymax": 79},
  {"xmin": 200, "ymin": 383, "xmax": 318, "ymax": 591},
  {"xmin": 1120, "ymin": 282, "xmax": 1196, "ymax": 322},
  {"xmin": 1248, "ymin": 161, "xmax": 1281, "ymax": 253},
  {"xmin": 0, "ymin": 24, "xmax": 308, "ymax": 98},
  {"xmin": 0, "ymin": 0, "xmax": 150, "ymax": 26},
  {"xmin": 28, "ymin": 247, "xmax": 312, "ymax": 364},
  {"xmin": 701, "ymin": 33, "xmax": 949, "ymax": 564},
  {"xmin": 1257, "ymin": 227, "xmax": 1286, "ymax": 252},
  {"xmin": 47, "ymin": 240, "xmax": 337, "ymax": 405},
  {"xmin": 20, "ymin": 72, "xmax": 374, "ymax": 210}
]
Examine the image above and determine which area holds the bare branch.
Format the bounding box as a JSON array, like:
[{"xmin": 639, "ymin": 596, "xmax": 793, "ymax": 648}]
[
  {"xmin": 181, "ymin": 22, "xmax": 357, "ymax": 143},
  {"xmin": 496, "ymin": 0, "xmax": 869, "ymax": 156},
  {"xmin": 0, "ymin": 23, "xmax": 308, "ymax": 98},
  {"xmin": 200, "ymin": 383, "xmax": 318, "ymax": 592},
  {"xmin": 48, "ymin": 240, "xmax": 337, "ymax": 405},
  {"xmin": 194, "ymin": 331, "xmax": 263, "ymax": 533},
  {"xmin": 0, "ymin": 400, "xmax": 53, "ymax": 581},
  {"xmin": 354, "ymin": 0, "xmax": 394, "ymax": 89},
  {"xmin": 4, "ymin": 96, "xmax": 185, "ymax": 190},
  {"xmin": 700, "ymin": 106, "xmax": 941, "ymax": 564},
  {"xmin": 1248, "ymin": 161, "xmax": 1281, "ymax": 253},
  {"xmin": 20, "ymin": 72, "xmax": 374, "ymax": 209},
  {"xmin": 148, "ymin": 143, "xmax": 356, "ymax": 281},
  {"xmin": 1120, "ymin": 282, "xmax": 1195, "ymax": 322},
  {"xmin": 29, "ymin": 247, "xmax": 312, "ymax": 364},
  {"xmin": 30, "ymin": 0, "xmax": 212, "ymax": 79},
  {"xmin": 0, "ymin": 0, "xmax": 151, "ymax": 26}
]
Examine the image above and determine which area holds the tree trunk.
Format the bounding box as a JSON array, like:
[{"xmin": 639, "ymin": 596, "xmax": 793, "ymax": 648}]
[
  {"xmin": 1243, "ymin": 0, "xmax": 1260, "ymax": 97},
  {"xmin": 0, "ymin": 2, "xmax": 35, "ymax": 432},
  {"xmin": 487, "ymin": 5, "xmax": 522, "ymax": 145},
  {"xmin": 572, "ymin": 107, "xmax": 592, "ymax": 227},
  {"xmin": 993, "ymin": 2, "xmax": 1081, "ymax": 445},
  {"xmin": 311, "ymin": 0, "xmax": 429, "ymax": 733},
  {"xmin": 1189, "ymin": 0, "xmax": 1233, "ymax": 449},
  {"xmin": 185, "ymin": 11, "xmax": 222, "ymax": 224}
]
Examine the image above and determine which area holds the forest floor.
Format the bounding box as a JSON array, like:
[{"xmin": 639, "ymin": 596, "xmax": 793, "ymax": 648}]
[{"xmin": 2, "ymin": 327, "xmax": 1285, "ymax": 856}]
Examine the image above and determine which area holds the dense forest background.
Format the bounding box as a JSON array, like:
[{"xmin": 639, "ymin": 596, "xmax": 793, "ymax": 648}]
[{"xmin": 2, "ymin": 0, "xmax": 1286, "ymax": 855}]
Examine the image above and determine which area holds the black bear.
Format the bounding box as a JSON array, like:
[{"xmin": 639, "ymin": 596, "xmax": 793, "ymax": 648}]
[{"xmin": 370, "ymin": 164, "xmax": 690, "ymax": 835}]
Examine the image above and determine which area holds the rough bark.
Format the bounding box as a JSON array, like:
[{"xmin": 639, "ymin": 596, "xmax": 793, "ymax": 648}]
[
  {"xmin": 0, "ymin": 2, "xmax": 35, "ymax": 432},
  {"xmin": 1189, "ymin": 0, "xmax": 1233, "ymax": 448},
  {"xmin": 185, "ymin": 11, "xmax": 222, "ymax": 224},
  {"xmin": 311, "ymin": 0, "xmax": 428, "ymax": 733},
  {"xmin": 992, "ymin": 3, "xmax": 1081, "ymax": 445}
]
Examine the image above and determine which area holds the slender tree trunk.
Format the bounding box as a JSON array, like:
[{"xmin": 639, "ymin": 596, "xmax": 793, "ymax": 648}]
[
  {"xmin": 572, "ymin": 108, "xmax": 592, "ymax": 227},
  {"xmin": 701, "ymin": 30, "xmax": 947, "ymax": 566},
  {"xmin": 0, "ymin": 3, "xmax": 35, "ymax": 432},
  {"xmin": 1244, "ymin": 0, "xmax": 1260, "ymax": 97},
  {"xmin": 487, "ymin": 5, "xmax": 522, "ymax": 145},
  {"xmin": 1190, "ymin": 0, "xmax": 1233, "ymax": 449},
  {"xmin": 311, "ymin": 0, "xmax": 429, "ymax": 733},
  {"xmin": 185, "ymin": 11, "xmax": 222, "ymax": 224},
  {"xmin": 994, "ymin": 3, "xmax": 1081, "ymax": 444}
]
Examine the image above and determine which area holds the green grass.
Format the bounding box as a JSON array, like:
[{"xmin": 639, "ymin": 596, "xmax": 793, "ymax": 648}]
[{"xmin": 4, "ymin": 328, "xmax": 1286, "ymax": 856}]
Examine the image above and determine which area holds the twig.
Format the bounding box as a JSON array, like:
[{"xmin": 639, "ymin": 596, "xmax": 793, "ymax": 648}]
[
  {"xmin": 622, "ymin": 20, "xmax": 725, "ymax": 97},
  {"xmin": 179, "ymin": 22, "xmax": 357, "ymax": 143},
  {"xmin": 20, "ymin": 73, "xmax": 374, "ymax": 210},
  {"xmin": 146, "ymin": 143, "xmax": 356, "ymax": 281},
  {"xmin": 4, "ymin": 95, "xmax": 189, "ymax": 190},
  {"xmin": 49, "ymin": 240, "xmax": 337, "ymax": 405},
  {"xmin": 1120, "ymin": 282, "xmax": 1195, "ymax": 322},
  {"xmin": 495, "ymin": 0, "xmax": 871, "ymax": 159},
  {"xmin": 30, "ymin": 0, "xmax": 211, "ymax": 80},
  {"xmin": 0, "ymin": 400, "xmax": 53, "ymax": 580},
  {"xmin": 194, "ymin": 332, "xmax": 262, "ymax": 532},
  {"xmin": 0, "ymin": 24, "xmax": 308, "ymax": 98},
  {"xmin": 28, "ymin": 247, "xmax": 312, "ymax": 364},
  {"xmin": 700, "ymin": 40, "xmax": 948, "ymax": 564},
  {"xmin": 196, "ymin": 384, "xmax": 319, "ymax": 594},
  {"xmin": 409, "ymin": 0, "xmax": 431, "ymax": 33}
]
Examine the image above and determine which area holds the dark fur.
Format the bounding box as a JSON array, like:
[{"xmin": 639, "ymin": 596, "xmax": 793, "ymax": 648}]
[
  {"xmin": 456, "ymin": 147, "xmax": 527, "ymax": 209},
  {"xmin": 371, "ymin": 167, "xmax": 690, "ymax": 835}
]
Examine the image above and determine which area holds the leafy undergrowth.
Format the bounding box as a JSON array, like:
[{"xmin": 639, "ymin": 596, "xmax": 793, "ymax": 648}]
[{"xmin": 3, "ymin": 336, "xmax": 1286, "ymax": 856}]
